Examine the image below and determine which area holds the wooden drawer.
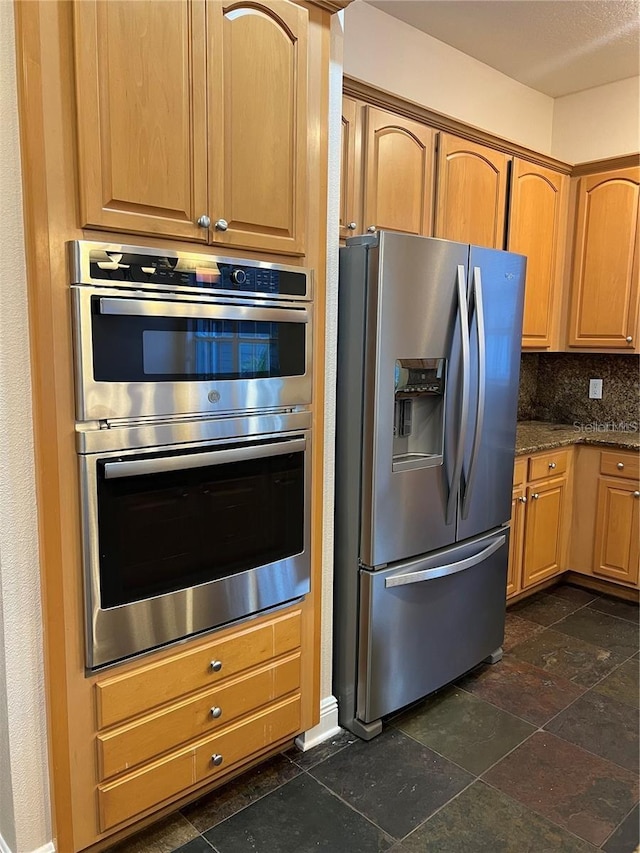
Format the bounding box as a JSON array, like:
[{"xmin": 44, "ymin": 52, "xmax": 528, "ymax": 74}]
[
  {"xmin": 96, "ymin": 610, "xmax": 301, "ymax": 729},
  {"xmin": 97, "ymin": 653, "xmax": 300, "ymax": 780},
  {"xmin": 513, "ymin": 457, "xmax": 527, "ymax": 487},
  {"xmin": 98, "ymin": 694, "xmax": 301, "ymax": 831},
  {"xmin": 600, "ymin": 451, "xmax": 639, "ymax": 481},
  {"xmin": 528, "ymin": 449, "xmax": 569, "ymax": 482}
]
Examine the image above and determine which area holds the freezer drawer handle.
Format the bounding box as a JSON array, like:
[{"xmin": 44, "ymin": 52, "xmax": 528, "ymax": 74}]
[{"xmin": 384, "ymin": 535, "xmax": 506, "ymax": 588}]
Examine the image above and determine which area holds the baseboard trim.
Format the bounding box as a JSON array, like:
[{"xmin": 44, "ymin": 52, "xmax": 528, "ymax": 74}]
[
  {"xmin": 0, "ymin": 835, "xmax": 55, "ymax": 853},
  {"xmin": 294, "ymin": 695, "xmax": 341, "ymax": 751}
]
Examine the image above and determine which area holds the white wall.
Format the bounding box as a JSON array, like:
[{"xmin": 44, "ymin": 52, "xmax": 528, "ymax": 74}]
[
  {"xmin": 552, "ymin": 76, "xmax": 640, "ymax": 164},
  {"xmin": 343, "ymin": 1, "xmax": 554, "ymax": 154},
  {"xmin": 0, "ymin": 2, "xmax": 52, "ymax": 852}
]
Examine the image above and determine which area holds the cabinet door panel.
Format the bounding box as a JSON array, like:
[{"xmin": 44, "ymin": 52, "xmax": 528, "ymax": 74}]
[
  {"xmin": 208, "ymin": 0, "xmax": 308, "ymax": 255},
  {"xmin": 74, "ymin": 0, "xmax": 208, "ymax": 241},
  {"xmin": 593, "ymin": 477, "xmax": 640, "ymax": 585},
  {"xmin": 507, "ymin": 486, "xmax": 525, "ymax": 598},
  {"xmin": 435, "ymin": 134, "xmax": 509, "ymax": 249},
  {"xmin": 508, "ymin": 161, "xmax": 568, "ymax": 349},
  {"xmin": 340, "ymin": 96, "xmax": 362, "ymax": 239},
  {"xmin": 522, "ymin": 477, "xmax": 566, "ymax": 588},
  {"xmin": 363, "ymin": 107, "xmax": 435, "ymax": 236},
  {"xmin": 569, "ymin": 168, "xmax": 640, "ymax": 349}
]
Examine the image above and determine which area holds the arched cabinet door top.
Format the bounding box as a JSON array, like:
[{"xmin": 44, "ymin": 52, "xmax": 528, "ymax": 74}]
[
  {"xmin": 208, "ymin": 0, "xmax": 308, "ymax": 255},
  {"xmin": 443, "ymin": 147, "xmax": 503, "ymax": 175},
  {"xmin": 372, "ymin": 123, "xmax": 431, "ymax": 151}
]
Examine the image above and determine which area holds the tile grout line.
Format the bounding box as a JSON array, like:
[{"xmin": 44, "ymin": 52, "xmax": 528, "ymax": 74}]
[{"xmin": 597, "ymin": 799, "xmax": 639, "ymax": 850}]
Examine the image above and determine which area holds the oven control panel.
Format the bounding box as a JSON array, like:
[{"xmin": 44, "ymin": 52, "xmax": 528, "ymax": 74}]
[{"xmin": 69, "ymin": 241, "xmax": 310, "ymax": 300}]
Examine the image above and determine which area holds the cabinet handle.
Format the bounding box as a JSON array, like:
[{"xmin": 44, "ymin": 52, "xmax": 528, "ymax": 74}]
[
  {"xmin": 618, "ymin": 462, "xmax": 625, "ymax": 470},
  {"xmin": 347, "ymin": 222, "xmax": 357, "ymax": 230},
  {"xmin": 197, "ymin": 214, "xmax": 211, "ymax": 228},
  {"xmin": 210, "ymin": 706, "xmax": 222, "ymax": 719},
  {"xmin": 211, "ymin": 754, "xmax": 224, "ymax": 767},
  {"xmin": 626, "ymin": 336, "xmax": 633, "ymax": 343},
  {"xmin": 518, "ymin": 496, "xmax": 527, "ymax": 503},
  {"xmin": 210, "ymin": 660, "xmax": 223, "ymax": 673},
  {"xmin": 214, "ymin": 218, "xmax": 229, "ymax": 232},
  {"xmin": 548, "ymin": 462, "xmax": 556, "ymax": 469},
  {"xmin": 367, "ymin": 225, "xmax": 376, "ymax": 233},
  {"xmin": 634, "ymin": 491, "xmax": 640, "ymax": 498},
  {"xmin": 532, "ymin": 493, "xmax": 540, "ymax": 500}
]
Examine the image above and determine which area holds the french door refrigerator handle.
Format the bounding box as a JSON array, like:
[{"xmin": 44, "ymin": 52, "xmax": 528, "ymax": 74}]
[
  {"xmin": 103, "ymin": 438, "xmax": 307, "ymax": 479},
  {"xmin": 446, "ymin": 264, "xmax": 470, "ymax": 524},
  {"xmin": 385, "ymin": 535, "xmax": 506, "ymax": 587},
  {"xmin": 461, "ymin": 265, "xmax": 487, "ymax": 519}
]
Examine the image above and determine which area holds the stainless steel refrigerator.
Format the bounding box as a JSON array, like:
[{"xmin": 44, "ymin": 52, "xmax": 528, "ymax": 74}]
[{"xmin": 333, "ymin": 231, "xmax": 526, "ymax": 740}]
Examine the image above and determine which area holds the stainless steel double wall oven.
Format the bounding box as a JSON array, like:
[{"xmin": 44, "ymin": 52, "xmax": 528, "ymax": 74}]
[{"xmin": 70, "ymin": 241, "xmax": 313, "ymax": 669}]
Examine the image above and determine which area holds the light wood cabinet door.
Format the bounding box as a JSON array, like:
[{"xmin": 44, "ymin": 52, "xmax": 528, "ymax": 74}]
[
  {"xmin": 568, "ymin": 167, "xmax": 640, "ymax": 349},
  {"xmin": 435, "ymin": 134, "xmax": 509, "ymax": 249},
  {"xmin": 593, "ymin": 477, "xmax": 640, "ymax": 586},
  {"xmin": 507, "ymin": 486, "xmax": 526, "ymax": 598},
  {"xmin": 508, "ymin": 160, "xmax": 568, "ymax": 349},
  {"xmin": 522, "ymin": 476, "xmax": 567, "ymax": 588},
  {"xmin": 74, "ymin": 0, "xmax": 208, "ymax": 242},
  {"xmin": 340, "ymin": 97, "xmax": 363, "ymax": 240},
  {"xmin": 207, "ymin": 0, "xmax": 308, "ymax": 255},
  {"xmin": 362, "ymin": 107, "xmax": 436, "ymax": 236}
]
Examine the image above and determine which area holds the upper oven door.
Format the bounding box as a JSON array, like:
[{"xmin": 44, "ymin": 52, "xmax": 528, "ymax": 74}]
[{"xmin": 71, "ymin": 287, "xmax": 312, "ymax": 421}]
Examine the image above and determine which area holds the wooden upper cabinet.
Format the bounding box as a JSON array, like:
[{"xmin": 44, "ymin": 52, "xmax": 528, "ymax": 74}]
[
  {"xmin": 435, "ymin": 134, "xmax": 509, "ymax": 248},
  {"xmin": 508, "ymin": 160, "xmax": 568, "ymax": 349},
  {"xmin": 74, "ymin": 0, "xmax": 208, "ymax": 242},
  {"xmin": 568, "ymin": 167, "xmax": 640, "ymax": 349},
  {"xmin": 340, "ymin": 96, "xmax": 362, "ymax": 240},
  {"xmin": 363, "ymin": 107, "xmax": 436, "ymax": 236},
  {"xmin": 207, "ymin": 0, "xmax": 308, "ymax": 255}
]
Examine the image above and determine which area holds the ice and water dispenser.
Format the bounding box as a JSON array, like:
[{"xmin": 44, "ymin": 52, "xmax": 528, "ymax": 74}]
[{"xmin": 392, "ymin": 358, "xmax": 445, "ymax": 472}]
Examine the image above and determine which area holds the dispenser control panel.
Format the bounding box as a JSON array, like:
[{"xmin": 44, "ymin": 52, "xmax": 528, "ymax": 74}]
[{"xmin": 394, "ymin": 358, "xmax": 445, "ymax": 396}]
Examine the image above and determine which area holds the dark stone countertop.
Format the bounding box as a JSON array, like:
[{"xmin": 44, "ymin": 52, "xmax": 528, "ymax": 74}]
[{"xmin": 515, "ymin": 421, "xmax": 640, "ymax": 456}]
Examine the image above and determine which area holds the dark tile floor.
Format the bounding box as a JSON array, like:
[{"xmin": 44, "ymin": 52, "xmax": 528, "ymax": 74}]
[{"xmin": 107, "ymin": 584, "xmax": 639, "ymax": 853}]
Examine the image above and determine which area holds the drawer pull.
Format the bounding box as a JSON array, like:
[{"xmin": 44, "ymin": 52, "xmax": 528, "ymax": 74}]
[
  {"xmin": 634, "ymin": 491, "xmax": 640, "ymax": 499},
  {"xmin": 211, "ymin": 753, "xmax": 224, "ymax": 767},
  {"xmin": 548, "ymin": 462, "xmax": 556, "ymax": 469},
  {"xmin": 210, "ymin": 706, "xmax": 222, "ymax": 719},
  {"xmin": 617, "ymin": 462, "xmax": 625, "ymax": 470},
  {"xmin": 518, "ymin": 496, "xmax": 527, "ymax": 503},
  {"xmin": 532, "ymin": 493, "xmax": 540, "ymax": 500},
  {"xmin": 210, "ymin": 660, "xmax": 223, "ymax": 673}
]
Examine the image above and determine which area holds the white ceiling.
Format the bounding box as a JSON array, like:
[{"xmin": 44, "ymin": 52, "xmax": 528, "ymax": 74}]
[{"xmin": 364, "ymin": 0, "xmax": 640, "ymax": 97}]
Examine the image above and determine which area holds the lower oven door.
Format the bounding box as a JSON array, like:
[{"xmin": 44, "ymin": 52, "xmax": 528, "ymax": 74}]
[{"xmin": 79, "ymin": 429, "xmax": 311, "ymax": 669}]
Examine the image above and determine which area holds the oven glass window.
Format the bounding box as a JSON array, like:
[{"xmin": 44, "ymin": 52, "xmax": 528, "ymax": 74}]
[
  {"xmin": 97, "ymin": 443, "xmax": 305, "ymax": 608},
  {"xmin": 91, "ymin": 300, "xmax": 306, "ymax": 382}
]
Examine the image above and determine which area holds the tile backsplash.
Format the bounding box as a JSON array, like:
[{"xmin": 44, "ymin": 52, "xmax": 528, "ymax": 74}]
[{"xmin": 518, "ymin": 353, "xmax": 639, "ymax": 426}]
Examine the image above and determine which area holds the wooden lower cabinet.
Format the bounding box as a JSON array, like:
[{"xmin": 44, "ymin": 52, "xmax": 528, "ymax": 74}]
[
  {"xmin": 593, "ymin": 477, "xmax": 639, "ymax": 585},
  {"xmin": 507, "ymin": 451, "xmax": 571, "ymax": 598},
  {"xmin": 94, "ymin": 608, "xmax": 303, "ymax": 835}
]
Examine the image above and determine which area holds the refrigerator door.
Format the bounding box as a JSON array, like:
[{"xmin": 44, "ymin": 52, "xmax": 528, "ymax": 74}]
[
  {"xmin": 361, "ymin": 232, "xmax": 469, "ymax": 567},
  {"xmin": 457, "ymin": 246, "xmax": 526, "ymax": 543},
  {"xmin": 357, "ymin": 530, "xmax": 509, "ymax": 723}
]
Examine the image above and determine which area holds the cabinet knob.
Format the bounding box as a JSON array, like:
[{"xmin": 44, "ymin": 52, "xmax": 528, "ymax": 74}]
[
  {"xmin": 634, "ymin": 491, "xmax": 640, "ymax": 498},
  {"xmin": 367, "ymin": 225, "xmax": 376, "ymax": 233},
  {"xmin": 347, "ymin": 222, "xmax": 357, "ymax": 230},
  {"xmin": 210, "ymin": 706, "xmax": 222, "ymax": 719},
  {"xmin": 548, "ymin": 462, "xmax": 556, "ymax": 469},
  {"xmin": 210, "ymin": 660, "xmax": 223, "ymax": 673},
  {"xmin": 532, "ymin": 493, "xmax": 540, "ymax": 500},
  {"xmin": 197, "ymin": 214, "xmax": 211, "ymax": 228},
  {"xmin": 518, "ymin": 496, "xmax": 527, "ymax": 503},
  {"xmin": 214, "ymin": 218, "xmax": 229, "ymax": 232},
  {"xmin": 617, "ymin": 462, "xmax": 625, "ymax": 470},
  {"xmin": 211, "ymin": 754, "xmax": 224, "ymax": 767},
  {"xmin": 626, "ymin": 336, "xmax": 633, "ymax": 343}
]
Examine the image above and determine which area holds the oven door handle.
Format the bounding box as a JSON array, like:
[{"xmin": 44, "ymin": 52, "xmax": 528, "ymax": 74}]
[
  {"xmin": 98, "ymin": 297, "xmax": 309, "ymax": 324},
  {"xmin": 103, "ymin": 438, "xmax": 307, "ymax": 479}
]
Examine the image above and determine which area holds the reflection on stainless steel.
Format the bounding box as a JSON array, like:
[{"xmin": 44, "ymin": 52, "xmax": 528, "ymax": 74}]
[
  {"xmin": 79, "ymin": 420, "xmax": 312, "ymax": 670},
  {"xmin": 334, "ymin": 231, "xmax": 525, "ymax": 739}
]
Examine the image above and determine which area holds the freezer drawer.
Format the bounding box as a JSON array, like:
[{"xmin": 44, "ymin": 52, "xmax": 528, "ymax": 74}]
[{"xmin": 357, "ymin": 530, "xmax": 508, "ymax": 723}]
